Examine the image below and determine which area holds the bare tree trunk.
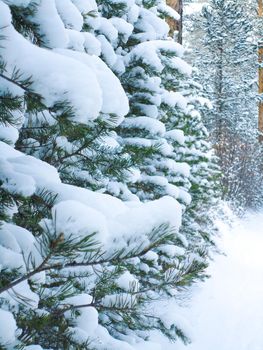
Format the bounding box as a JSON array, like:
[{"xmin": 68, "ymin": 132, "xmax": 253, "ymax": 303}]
[
  {"xmin": 167, "ymin": 0, "xmax": 183, "ymax": 44},
  {"xmin": 216, "ymin": 43, "xmax": 224, "ymax": 144},
  {"xmin": 258, "ymin": 0, "xmax": 263, "ymax": 141}
]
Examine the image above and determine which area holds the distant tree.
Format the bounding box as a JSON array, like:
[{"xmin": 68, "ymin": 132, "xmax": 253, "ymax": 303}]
[{"xmin": 188, "ymin": 0, "xmax": 263, "ymax": 211}]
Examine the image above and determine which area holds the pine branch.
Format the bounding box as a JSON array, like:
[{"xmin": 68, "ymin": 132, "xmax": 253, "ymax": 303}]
[
  {"xmin": 53, "ymin": 302, "xmax": 135, "ymax": 317},
  {"xmin": 0, "ymin": 224, "xmax": 174, "ymax": 295},
  {"xmin": 0, "ymin": 72, "xmax": 31, "ymax": 93},
  {"xmin": 0, "ymin": 251, "xmax": 52, "ymax": 295}
]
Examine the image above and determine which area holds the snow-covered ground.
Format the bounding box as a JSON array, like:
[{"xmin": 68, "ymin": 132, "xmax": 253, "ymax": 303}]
[{"xmin": 177, "ymin": 212, "xmax": 263, "ymax": 350}]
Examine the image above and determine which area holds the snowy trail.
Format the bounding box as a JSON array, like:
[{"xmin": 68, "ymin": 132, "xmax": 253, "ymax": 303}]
[{"xmin": 177, "ymin": 212, "xmax": 263, "ymax": 350}]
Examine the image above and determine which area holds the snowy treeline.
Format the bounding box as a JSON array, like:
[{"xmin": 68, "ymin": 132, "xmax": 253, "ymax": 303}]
[
  {"xmin": 185, "ymin": 0, "xmax": 263, "ymax": 211},
  {"xmin": 0, "ymin": 0, "xmax": 218, "ymax": 349}
]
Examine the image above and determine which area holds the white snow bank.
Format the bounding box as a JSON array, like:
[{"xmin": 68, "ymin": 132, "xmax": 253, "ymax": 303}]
[{"xmin": 177, "ymin": 212, "xmax": 263, "ymax": 350}]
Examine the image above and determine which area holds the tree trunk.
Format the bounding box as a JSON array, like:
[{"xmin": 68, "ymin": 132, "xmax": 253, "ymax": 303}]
[
  {"xmin": 167, "ymin": 0, "xmax": 183, "ymax": 44},
  {"xmin": 258, "ymin": 0, "xmax": 263, "ymax": 141}
]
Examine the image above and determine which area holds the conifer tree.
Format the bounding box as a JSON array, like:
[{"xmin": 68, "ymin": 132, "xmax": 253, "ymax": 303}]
[
  {"xmin": 98, "ymin": 0, "xmax": 219, "ymax": 256},
  {"xmin": 0, "ymin": 1, "xmax": 216, "ymax": 349},
  {"xmin": 9, "ymin": 0, "xmax": 134, "ymax": 196},
  {"xmin": 0, "ymin": 0, "xmax": 219, "ymax": 349},
  {"xmin": 190, "ymin": 0, "xmax": 263, "ymax": 210}
]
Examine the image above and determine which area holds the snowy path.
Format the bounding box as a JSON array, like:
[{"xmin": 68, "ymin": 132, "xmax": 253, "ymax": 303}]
[{"xmin": 177, "ymin": 212, "xmax": 263, "ymax": 350}]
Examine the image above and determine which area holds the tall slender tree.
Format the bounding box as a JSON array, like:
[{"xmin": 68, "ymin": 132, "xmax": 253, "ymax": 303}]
[{"xmin": 188, "ymin": 0, "xmax": 263, "ymax": 210}]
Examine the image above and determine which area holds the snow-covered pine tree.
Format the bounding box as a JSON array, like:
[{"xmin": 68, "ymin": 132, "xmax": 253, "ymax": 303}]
[
  {"xmin": 177, "ymin": 82, "xmax": 221, "ymax": 248},
  {"xmin": 201, "ymin": 0, "xmax": 257, "ymax": 138},
  {"xmin": 10, "ymin": 0, "xmax": 134, "ymax": 196},
  {"xmin": 96, "ymin": 0, "xmax": 220, "ymax": 327},
  {"xmin": 191, "ymin": 0, "xmax": 263, "ymax": 210},
  {"xmin": 0, "ymin": 0, "xmax": 216, "ymax": 349}
]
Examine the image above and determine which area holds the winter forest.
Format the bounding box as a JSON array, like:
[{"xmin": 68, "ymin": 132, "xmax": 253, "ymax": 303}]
[{"xmin": 0, "ymin": 0, "xmax": 263, "ymax": 349}]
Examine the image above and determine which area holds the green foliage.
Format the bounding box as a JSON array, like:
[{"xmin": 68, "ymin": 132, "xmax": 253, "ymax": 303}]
[
  {"xmin": 0, "ymin": 0, "xmax": 219, "ymax": 348},
  {"xmin": 10, "ymin": 2, "xmax": 44, "ymax": 46}
]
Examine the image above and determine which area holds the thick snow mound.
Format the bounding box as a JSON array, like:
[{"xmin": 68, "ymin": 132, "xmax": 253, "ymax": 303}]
[{"xmin": 177, "ymin": 213, "xmax": 263, "ymax": 350}]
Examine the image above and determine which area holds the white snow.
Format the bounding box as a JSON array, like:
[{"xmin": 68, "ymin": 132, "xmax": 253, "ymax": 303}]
[
  {"xmin": 49, "ymin": 184, "xmax": 182, "ymax": 251},
  {"xmin": 76, "ymin": 305, "xmax": 99, "ymax": 335},
  {"xmin": 0, "ymin": 0, "xmax": 12, "ymax": 26},
  {"xmin": 0, "ymin": 157, "xmax": 36, "ymax": 197},
  {"xmin": 184, "ymin": 3, "xmax": 206, "ymax": 16},
  {"xmin": 98, "ymin": 17, "xmax": 118, "ymax": 43},
  {"xmin": 56, "ymin": 49, "xmax": 129, "ymax": 122},
  {"xmin": 159, "ymin": 2, "xmax": 180, "ymax": 21},
  {"xmin": 177, "ymin": 212, "xmax": 263, "ymax": 350},
  {"xmin": 66, "ymin": 29, "xmax": 85, "ymax": 51},
  {"xmin": 52, "ymin": 200, "xmax": 109, "ymax": 243},
  {"xmin": 64, "ymin": 294, "xmax": 99, "ymax": 337},
  {"xmin": 134, "ymin": 7, "xmax": 169, "ymax": 41},
  {"xmin": 2, "ymin": 0, "xmax": 31, "ymax": 7},
  {"xmin": 71, "ymin": 0, "xmax": 97, "ymax": 13},
  {"xmin": 0, "ymin": 1, "xmax": 215, "ymax": 350},
  {"xmin": 165, "ymin": 129, "xmax": 185, "ymax": 145},
  {"xmin": 162, "ymin": 91, "xmax": 188, "ymax": 111},
  {"xmin": 97, "ymin": 34, "xmax": 118, "ymax": 67},
  {"xmin": 110, "ymin": 17, "xmax": 134, "ymax": 43},
  {"xmin": 0, "ymin": 125, "xmax": 19, "ymax": 145},
  {"xmin": 169, "ymin": 56, "xmax": 192, "ymax": 76},
  {"xmin": 116, "ymin": 271, "xmax": 139, "ymax": 291},
  {"xmin": 0, "ymin": 223, "xmax": 34, "ymax": 254},
  {"xmin": 83, "ymin": 32, "xmax": 102, "ymax": 56},
  {"xmin": 31, "ymin": 0, "xmax": 69, "ymax": 49},
  {"xmin": 121, "ymin": 117, "xmax": 166, "ymax": 136},
  {"xmin": 55, "ymin": 0, "xmax": 84, "ymax": 31},
  {"xmin": 0, "ymin": 244, "xmax": 25, "ymax": 271},
  {"xmin": 0, "ymin": 309, "xmax": 17, "ymax": 345},
  {"xmin": 0, "ymin": 140, "xmax": 182, "ymax": 252},
  {"xmin": 126, "ymin": 40, "xmax": 185, "ymax": 74},
  {"xmin": 0, "ymin": 3, "xmax": 130, "ymax": 124}
]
